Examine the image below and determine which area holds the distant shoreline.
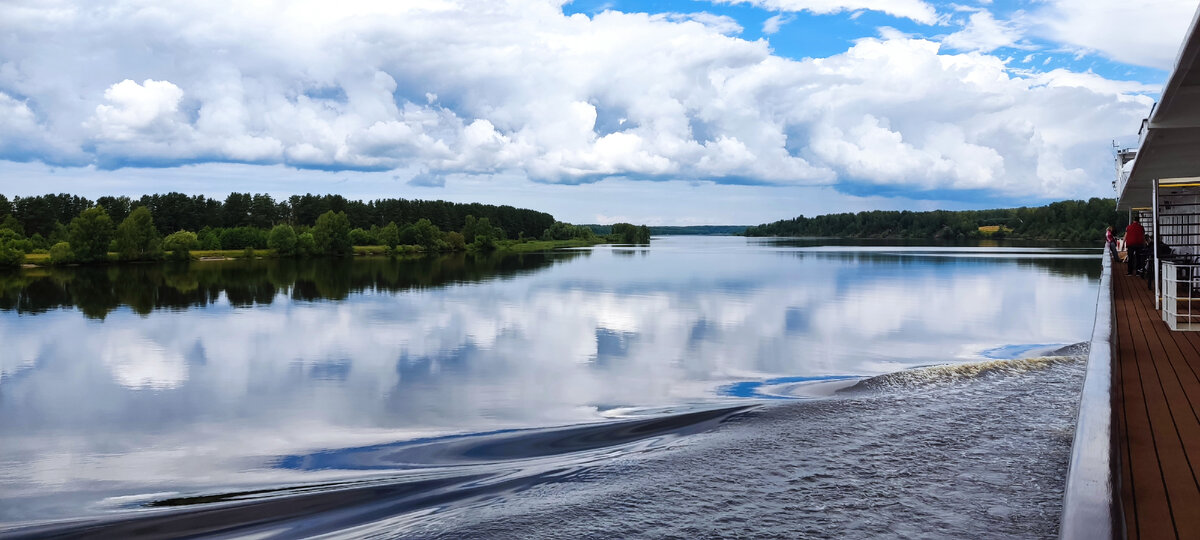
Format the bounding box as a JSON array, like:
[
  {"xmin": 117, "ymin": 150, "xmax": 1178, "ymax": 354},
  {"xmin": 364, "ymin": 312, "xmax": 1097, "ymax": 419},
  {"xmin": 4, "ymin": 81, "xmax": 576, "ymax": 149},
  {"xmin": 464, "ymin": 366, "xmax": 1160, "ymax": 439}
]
[{"xmin": 16, "ymin": 238, "xmax": 609, "ymax": 268}]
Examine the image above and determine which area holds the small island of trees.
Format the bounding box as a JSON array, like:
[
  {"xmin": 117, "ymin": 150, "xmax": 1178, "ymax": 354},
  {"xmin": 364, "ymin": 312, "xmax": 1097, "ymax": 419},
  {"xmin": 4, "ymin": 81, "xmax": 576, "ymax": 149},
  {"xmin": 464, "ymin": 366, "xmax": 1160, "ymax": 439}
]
[{"xmin": 0, "ymin": 192, "xmax": 652, "ymax": 268}]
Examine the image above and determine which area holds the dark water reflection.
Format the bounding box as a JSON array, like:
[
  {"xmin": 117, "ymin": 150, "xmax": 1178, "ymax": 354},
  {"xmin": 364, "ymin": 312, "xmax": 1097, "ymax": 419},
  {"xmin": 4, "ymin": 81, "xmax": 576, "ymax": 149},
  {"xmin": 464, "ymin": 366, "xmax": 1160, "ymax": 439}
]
[
  {"xmin": 0, "ymin": 252, "xmax": 582, "ymax": 318},
  {"xmin": 0, "ymin": 237, "xmax": 1100, "ymax": 530}
]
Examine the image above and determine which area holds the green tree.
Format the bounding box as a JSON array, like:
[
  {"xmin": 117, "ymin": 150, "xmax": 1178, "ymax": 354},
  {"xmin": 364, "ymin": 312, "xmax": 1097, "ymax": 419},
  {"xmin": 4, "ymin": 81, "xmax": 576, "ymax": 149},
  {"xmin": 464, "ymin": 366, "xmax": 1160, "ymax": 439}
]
[
  {"xmin": 219, "ymin": 226, "xmax": 266, "ymax": 250},
  {"xmin": 223, "ymin": 192, "xmax": 252, "ymax": 227},
  {"xmin": 462, "ymin": 215, "xmax": 479, "ymax": 243},
  {"xmin": 379, "ymin": 221, "xmax": 400, "ymax": 248},
  {"xmin": 115, "ymin": 206, "xmax": 162, "ymax": 260},
  {"xmin": 249, "ymin": 193, "xmax": 278, "ymax": 229},
  {"xmin": 544, "ymin": 221, "xmax": 594, "ymax": 241},
  {"xmin": 0, "ymin": 229, "xmax": 25, "ymax": 267},
  {"xmin": 0, "ymin": 214, "xmax": 23, "ymax": 235},
  {"xmin": 349, "ymin": 227, "xmax": 375, "ymax": 246},
  {"xmin": 401, "ymin": 218, "xmax": 441, "ymax": 251},
  {"xmin": 198, "ymin": 227, "xmax": 221, "ymax": 250},
  {"xmin": 162, "ymin": 230, "xmax": 200, "ymax": 260},
  {"xmin": 313, "ymin": 210, "xmax": 352, "ymax": 256},
  {"xmin": 68, "ymin": 206, "xmax": 115, "ymax": 263},
  {"xmin": 444, "ymin": 231, "xmax": 466, "ymax": 251},
  {"xmin": 0, "ymin": 228, "xmax": 32, "ymax": 254},
  {"xmin": 49, "ymin": 241, "xmax": 73, "ymax": 264},
  {"xmin": 610, "ymin": 223, "xmax": 650, "ymax": 244},
  {"xmin": 29, "ymin": 233, "xmax": 49, "ymax": 251},
  {"xmin": 96, "ymin": 196, "xmax": 133, "ymax": 225},
  {"xmin": 268, "ymin": 224, "xmax": 297, "ymax": 256},
  {"xmin": 296, "ymin": 232, "xmax": 317, "ymax": 256}
]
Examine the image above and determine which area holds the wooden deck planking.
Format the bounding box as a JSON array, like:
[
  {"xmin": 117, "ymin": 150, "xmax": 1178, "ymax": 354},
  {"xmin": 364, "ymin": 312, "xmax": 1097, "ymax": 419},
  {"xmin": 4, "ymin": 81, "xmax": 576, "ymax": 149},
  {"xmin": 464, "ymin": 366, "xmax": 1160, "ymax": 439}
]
[
  {"xmin": 1113, "ymin": 269, "xmax": 1200, "ymax": 539},
  {"xmin": 1129, "ymin": 277, "xmax": 1200, "ymax": 504},
  {"xmin": 1114, "ymin": 271, "xmax": 1174, "ymax": 539},
  {"xmin": 1130, "ymin": 279, "xmax": 1198, "ymax": 538}
]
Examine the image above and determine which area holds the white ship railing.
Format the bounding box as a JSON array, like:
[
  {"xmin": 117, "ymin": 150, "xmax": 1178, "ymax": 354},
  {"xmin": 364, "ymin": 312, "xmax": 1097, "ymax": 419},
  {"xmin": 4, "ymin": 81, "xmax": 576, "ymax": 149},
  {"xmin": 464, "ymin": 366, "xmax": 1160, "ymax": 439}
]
[
  {"xmin": 1161, "ymin": 260, "xmax": 1200, "ymax": 331},
  {"xmin": 1059, "ymin": 254, "xmax": 1118, "ymax": 539}
]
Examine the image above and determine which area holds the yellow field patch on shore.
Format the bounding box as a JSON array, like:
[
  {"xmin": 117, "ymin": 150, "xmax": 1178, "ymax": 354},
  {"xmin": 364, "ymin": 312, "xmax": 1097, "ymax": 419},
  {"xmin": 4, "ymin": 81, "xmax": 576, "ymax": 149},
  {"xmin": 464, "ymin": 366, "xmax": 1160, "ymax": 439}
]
[{"xmin": 978, "ymin": 225, "xmax": 1013, "ymax": 235}]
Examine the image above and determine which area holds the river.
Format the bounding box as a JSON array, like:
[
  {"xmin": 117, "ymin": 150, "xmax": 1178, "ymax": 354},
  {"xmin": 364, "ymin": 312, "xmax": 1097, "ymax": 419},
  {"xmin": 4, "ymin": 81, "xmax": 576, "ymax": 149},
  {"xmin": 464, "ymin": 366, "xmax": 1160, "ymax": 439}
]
[{"xmin": 0, "ymin": 236, "xmax": 1100, "ymax": 538}]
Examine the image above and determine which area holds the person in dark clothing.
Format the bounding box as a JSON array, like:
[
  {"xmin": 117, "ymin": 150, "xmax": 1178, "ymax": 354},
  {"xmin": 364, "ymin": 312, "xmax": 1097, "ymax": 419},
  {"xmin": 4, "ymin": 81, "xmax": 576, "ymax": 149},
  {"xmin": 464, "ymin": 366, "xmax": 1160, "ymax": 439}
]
[{"xmin": 1126, "ymin": 220, "xmax": 1145, "ymax": 276}]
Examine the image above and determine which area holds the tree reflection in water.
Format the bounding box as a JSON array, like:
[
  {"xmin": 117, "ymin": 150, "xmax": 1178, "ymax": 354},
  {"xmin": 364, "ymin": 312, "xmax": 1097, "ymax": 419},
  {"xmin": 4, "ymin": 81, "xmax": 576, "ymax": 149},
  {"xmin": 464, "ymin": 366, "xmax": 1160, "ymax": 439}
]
[{"xmin": 0, "ymin": 251, "xmax": 586, "ymax": 319}]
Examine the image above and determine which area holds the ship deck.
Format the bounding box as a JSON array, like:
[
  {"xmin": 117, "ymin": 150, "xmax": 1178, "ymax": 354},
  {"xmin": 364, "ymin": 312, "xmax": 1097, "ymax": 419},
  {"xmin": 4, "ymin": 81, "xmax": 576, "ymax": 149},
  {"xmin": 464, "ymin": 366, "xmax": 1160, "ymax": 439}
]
[{"xmin": 1113, "ymin": 269, "xmax": 1200, "ymax": 539}]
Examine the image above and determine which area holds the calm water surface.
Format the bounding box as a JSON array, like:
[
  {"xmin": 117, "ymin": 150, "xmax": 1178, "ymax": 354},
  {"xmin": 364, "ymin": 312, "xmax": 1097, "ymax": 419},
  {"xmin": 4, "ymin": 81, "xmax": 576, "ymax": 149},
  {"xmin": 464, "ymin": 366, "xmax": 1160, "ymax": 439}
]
[{"xmin": 0, "ymin": 237, "xmax": 1100, "ymax": 537}]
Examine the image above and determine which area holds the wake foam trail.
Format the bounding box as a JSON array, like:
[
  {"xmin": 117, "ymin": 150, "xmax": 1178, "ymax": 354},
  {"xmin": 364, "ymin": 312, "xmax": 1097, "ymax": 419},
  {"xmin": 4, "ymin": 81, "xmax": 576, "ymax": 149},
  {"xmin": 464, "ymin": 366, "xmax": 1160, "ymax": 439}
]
[
  {"xmin": 0, "ymin": 405, "xmax": 754, "ymax": 540},
  {"xmin": 412, "ymin": 348, "xmax": 1088, "ymax": 539},
  {"xmin": 841, "ymin": 342, "xmax": 1088, "ymax": 394},
  {"xmin": 1046, "ymin": 341, "xmax": 1089, "ymax": 357}
]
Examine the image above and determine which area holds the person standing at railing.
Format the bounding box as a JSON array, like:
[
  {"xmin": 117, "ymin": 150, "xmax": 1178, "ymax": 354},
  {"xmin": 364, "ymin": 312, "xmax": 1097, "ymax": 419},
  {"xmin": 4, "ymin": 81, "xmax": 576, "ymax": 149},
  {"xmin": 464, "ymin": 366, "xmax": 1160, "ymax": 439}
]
[
  {"xmin": 1125, "ymin": 219, "xmax": 1146, "ymax": 276},
  {"xmin": 1106, "ymin": 226, "xmax": 1119, "ymax": 261}
]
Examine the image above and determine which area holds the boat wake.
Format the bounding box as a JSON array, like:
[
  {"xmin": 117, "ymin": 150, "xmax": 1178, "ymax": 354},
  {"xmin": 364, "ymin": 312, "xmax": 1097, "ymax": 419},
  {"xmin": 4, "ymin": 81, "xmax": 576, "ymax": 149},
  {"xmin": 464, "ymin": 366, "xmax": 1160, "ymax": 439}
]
[
  {"xmin": 842, "ymin": 342, "xmax": 1087, "ymax": 394},
  {"xmin": 0, "ymin": 343, "xmax": 1090, "ymax": 539},
  {"xmin": 0, "ymin": 406, "xmax": 755, "ymax": 539}
]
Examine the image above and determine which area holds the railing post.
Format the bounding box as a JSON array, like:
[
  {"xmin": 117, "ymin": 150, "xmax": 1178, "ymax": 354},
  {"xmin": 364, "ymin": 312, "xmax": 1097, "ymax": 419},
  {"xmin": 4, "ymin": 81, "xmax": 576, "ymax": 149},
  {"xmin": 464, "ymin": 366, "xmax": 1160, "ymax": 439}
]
[{"xmin": 1154, "ymin": 179, "xmax": 1160, "ymax": 311}]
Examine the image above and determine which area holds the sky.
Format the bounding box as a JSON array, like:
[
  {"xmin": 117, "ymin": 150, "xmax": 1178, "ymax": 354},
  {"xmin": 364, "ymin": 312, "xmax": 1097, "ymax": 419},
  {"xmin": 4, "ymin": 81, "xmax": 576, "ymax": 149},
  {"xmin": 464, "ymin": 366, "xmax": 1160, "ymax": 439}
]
[{"xmin": 0, "ymin": 0, "xmax": 1196, "ymax": 225}]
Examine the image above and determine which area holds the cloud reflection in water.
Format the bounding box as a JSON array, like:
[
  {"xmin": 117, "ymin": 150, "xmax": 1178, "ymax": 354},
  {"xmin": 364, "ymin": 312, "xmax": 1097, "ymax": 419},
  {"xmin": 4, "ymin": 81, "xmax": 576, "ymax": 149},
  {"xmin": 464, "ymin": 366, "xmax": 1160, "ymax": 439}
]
[{"xmin": 0, "ymin": 238, "xmax": 1100, "ymax": 522}]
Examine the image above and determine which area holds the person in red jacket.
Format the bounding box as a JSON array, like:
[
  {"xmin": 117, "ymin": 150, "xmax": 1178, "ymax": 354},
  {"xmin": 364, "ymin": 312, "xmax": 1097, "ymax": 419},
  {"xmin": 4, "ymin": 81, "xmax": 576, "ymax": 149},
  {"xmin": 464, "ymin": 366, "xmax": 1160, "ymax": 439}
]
[
  {"xmin": 1125, "ymin": 219, "xmax": 1145, "ymax": 276},
  {"xmin": 1106, "ymin": 226, "xmax": 1118, "ymax": 261}
]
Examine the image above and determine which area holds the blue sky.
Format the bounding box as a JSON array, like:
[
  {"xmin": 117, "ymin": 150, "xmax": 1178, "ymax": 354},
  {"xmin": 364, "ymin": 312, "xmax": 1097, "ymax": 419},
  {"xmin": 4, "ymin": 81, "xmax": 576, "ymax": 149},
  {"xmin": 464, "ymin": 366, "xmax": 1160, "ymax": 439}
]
[
  {"xmin": 564, "ymin": 0, "xmax": 1176, "ymax": 85},
  {"xmin": 0, "ymin": 0, "xmax": 1195, "ymax": 224}
]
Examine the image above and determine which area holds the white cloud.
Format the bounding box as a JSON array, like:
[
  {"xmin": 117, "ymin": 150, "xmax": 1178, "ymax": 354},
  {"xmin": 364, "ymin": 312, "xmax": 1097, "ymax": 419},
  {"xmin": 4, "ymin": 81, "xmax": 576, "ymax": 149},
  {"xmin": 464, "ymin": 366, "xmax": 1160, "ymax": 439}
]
[
  {"xmin": 942, "ymin": 10, "xmax": 1024, "ymax": 53},
  {"xmin": 715, "ymin": 0, "xmax": 939, "ymax": 24},
  {"xmin": 0, "ymin": 92, "xmax": 85, "ymax": 164},
  {"xmin": 762, "ymin": 13, "xmax": 795, "ymax": 35},
  {"xmin": 90, "ymin": 79, "xmax": 186, "ymax": 140},
  {"xmin": 0, "ymin": 93, "xmax": 50, "ymax": 158},
  {"xmin": 1030, "ymin": 69, "xmax": 1160, "ymax": 96},
  {"xmin": 0, "ymin": 0, "xmax": 1159, "ymax": 199},
  {"xmin": 796, "ymin": 37, "xmax": 1151, "ymax": 195},
  {"xmin": 654, "ymin": 12, "xmax": 744, "ymax": 35},
  {"xmin": 1029, "ymin": 0, "xmax": 1196, "ymax": 69}
]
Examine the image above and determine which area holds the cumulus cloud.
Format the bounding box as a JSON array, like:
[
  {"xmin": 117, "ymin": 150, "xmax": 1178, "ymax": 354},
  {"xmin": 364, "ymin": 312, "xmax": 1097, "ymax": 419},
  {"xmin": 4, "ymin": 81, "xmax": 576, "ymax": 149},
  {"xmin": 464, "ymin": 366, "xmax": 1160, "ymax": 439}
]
[
  {"xmin": 0, "ymin": 92, "xmax": 85, "ymax": 164},
  {"xmin": 942, "ymin": 10, "xmax": 1025, "ymax": 53},
  {"xmin": 798, "ymin": 37, "xmax": 1150, "ymax": 194},
  {"xmin": 0, "ymin": 0, "xmax": 1158, "ymax": 198},
  {"xmin": 89, "ymin": 79, "xmax": 186, "ymax": 140},
  {"xmin": 0, "ymin": 94, "xmax": 49, "ymax": 158},
  {"xmin": 1028, "ymin": 0, "xmax": 1196, "ymax": 69}
]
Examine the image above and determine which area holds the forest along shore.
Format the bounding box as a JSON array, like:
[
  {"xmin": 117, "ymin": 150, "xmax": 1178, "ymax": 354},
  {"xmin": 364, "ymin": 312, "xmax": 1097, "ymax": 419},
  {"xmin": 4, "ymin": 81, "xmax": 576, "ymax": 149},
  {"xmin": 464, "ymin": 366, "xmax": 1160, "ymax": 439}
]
[
  {"xmin": 744, "ymin": 198, "xmax": 1124, "ymax": 243},
  {"xmin": 0, "ymin": 192, "xmax": 651, "ymax": 268}
]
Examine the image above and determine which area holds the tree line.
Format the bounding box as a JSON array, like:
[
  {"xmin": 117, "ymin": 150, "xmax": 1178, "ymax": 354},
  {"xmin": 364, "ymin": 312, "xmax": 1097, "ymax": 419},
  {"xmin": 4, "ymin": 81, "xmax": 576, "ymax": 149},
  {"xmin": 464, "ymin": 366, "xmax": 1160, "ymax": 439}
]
[
  {"xmin": 0, "ymin": 192, "xmax": 555, "ymax": 240},
  {"xmin": 582, "ymin": 223, "xmax": 652, "ymax": 243},
  {"xmin": 742, "ymin": 198, "xmax": 1126, "ymax": 243},
  {"xmin": 0, "ymin": 192, "xmax": 650, "ymax": 267}
]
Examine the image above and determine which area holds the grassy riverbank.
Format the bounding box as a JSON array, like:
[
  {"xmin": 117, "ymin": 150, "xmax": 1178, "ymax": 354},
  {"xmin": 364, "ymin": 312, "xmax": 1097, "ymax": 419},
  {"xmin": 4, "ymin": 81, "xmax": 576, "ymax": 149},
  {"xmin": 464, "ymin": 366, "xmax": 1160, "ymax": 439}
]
[{"xmin": 19, "ymin": 238, "xmax": 609, "ymax": 267}]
